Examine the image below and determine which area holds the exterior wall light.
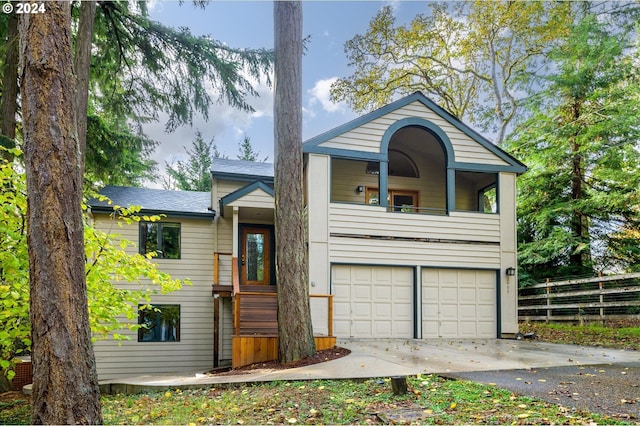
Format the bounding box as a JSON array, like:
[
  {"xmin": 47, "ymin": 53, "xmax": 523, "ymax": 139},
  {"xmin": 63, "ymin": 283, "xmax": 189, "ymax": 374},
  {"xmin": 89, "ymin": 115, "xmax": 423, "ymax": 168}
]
[
  {"xmin": 506, "ymin": 267, "xmax": 516, "ymax": 276},
  {"xmin": 356, "ymin": 185, "xmax": 364, "ymax": 193}
]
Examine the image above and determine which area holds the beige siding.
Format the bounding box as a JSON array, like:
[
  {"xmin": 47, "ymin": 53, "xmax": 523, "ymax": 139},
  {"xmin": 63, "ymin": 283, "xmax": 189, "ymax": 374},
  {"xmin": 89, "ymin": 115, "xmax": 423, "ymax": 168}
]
[
  {"xmin": 329, "ymin": 203, "xmax": 500, "ymax": 242},
  {"xmin": 92, "ymin": 215, "xmax": 215, "ymax": 380},
  {"xmin": 217, "ymin": 179, "xmax": 244, "ymax": 199},
  {"xmin": 319, "ymin": 101, "xmax": 510, "ymax": 166},
  {"xmin": 499, "ymin": 172, "xmax": 519, "ymax": 334},
  {"xmin": 307, "ymin": 154, "xmax": 332, "ymax": 333},
  {"xmin": 329, "ymin": 237, "xmax": 500, "ymax": 269},
  {"xmin": 227, "ymin": 188, "xmax": 274, "ymax": 210},
  {"xmin": 331, "ymin": 158, "xmax": 447, "ymax": 211}
]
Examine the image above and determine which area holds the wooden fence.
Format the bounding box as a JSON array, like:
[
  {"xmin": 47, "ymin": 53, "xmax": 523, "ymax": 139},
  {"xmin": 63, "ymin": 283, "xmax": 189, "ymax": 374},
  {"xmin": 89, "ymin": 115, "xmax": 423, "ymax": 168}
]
[{"xmin": 518, "ymin": 272, "xmax": 640, "ymax": 322}]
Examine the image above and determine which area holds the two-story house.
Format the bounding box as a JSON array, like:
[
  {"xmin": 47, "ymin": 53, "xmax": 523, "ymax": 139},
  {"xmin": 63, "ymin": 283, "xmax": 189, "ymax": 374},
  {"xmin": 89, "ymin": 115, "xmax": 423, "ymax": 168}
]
[{"xmin": 89, "ymin": 92, "xmax": 526, "ymax": 379}]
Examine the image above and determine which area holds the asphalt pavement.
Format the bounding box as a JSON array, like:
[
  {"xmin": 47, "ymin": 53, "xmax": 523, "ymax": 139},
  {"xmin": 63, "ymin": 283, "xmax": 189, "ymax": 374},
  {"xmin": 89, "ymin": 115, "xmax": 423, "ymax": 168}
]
[{"xmin": 445, "ymin": 361, "xmax": 639, "ymax": 418}]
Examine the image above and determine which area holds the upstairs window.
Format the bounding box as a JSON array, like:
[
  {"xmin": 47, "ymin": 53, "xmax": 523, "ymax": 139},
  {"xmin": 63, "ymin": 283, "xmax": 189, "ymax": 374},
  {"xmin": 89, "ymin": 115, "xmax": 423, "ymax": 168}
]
[
  {"xmin": 366, "ymin": 187, "xmax": 419, "ymax": 212},
  {"xmin": 138, "ymin": 304, "xmax": 180, "ymax": 342},
  {"xmin": 140, "ymin": 222, "xmax": 181, "ymax": 259}
]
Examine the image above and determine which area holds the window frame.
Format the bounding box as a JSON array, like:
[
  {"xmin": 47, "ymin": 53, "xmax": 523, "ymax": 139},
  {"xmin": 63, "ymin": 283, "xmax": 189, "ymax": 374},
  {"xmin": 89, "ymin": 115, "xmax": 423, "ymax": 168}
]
[
  {"xmin": 139, "ymin": 221, "xmax": 181, "ymax": 259},
  {"xmin": 366, "ymin": 187, "xmax": 419, "ymax": 212},
  {"xmin": 137, "ymin": 304, "xmax": 181, "ymax": 342}
]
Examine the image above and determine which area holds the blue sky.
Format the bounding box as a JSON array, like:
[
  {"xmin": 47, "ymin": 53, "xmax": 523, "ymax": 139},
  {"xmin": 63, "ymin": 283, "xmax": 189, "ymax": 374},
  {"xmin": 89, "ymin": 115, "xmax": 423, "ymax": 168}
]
[{"xmin": 144, "ymin": 1, "xmax": 427, "ymax": 183}]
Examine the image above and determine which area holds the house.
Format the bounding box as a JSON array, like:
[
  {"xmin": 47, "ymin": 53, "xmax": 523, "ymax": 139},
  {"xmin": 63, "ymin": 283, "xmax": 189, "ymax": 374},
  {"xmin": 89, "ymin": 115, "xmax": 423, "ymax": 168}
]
[{"xmin": 88, "ymin": 92, "xmax": 526, "ymax": 379}]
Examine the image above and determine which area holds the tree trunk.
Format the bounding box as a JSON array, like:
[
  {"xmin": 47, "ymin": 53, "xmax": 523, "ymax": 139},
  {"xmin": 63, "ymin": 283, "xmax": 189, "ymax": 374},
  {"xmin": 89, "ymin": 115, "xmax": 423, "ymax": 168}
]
[
  {"xmin": 0, "ymin": 9, "xmax": 19, "ymax": 161},
  {"xmin": 273, "ymin": 0, "xmax": 316, "ymax": 364},
  {"xmin": 74, "ymin": 0, "xmax": 97, "ymax": 178},
  {"xmin": 19, "ymin": 3, "xmax": 103, "ymax": 424},
  {"xmin": 569, "ymin": 101, "xmax": 592, "ymax": 273}
]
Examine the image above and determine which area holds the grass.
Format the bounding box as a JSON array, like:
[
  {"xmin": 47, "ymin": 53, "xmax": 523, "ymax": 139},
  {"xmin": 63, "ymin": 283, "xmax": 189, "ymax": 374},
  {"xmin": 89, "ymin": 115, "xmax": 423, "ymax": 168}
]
[
  {"xmin": 0, "ymin": 375, "xmax": 621, "ymax": 425},
  {"xmin": 519, "ymin": 320, "xmax": 640, "ymax": 350},
  {"xmin": 3, "ymin": 322, "xmax": 638, "ymax": 424}
]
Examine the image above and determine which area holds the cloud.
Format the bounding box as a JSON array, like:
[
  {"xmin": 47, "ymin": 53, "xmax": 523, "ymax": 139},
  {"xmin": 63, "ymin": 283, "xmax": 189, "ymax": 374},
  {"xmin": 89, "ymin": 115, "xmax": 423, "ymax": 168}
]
[{"xmin": 307, "ymin": 77, "xmax": 347, "ymax": 114}]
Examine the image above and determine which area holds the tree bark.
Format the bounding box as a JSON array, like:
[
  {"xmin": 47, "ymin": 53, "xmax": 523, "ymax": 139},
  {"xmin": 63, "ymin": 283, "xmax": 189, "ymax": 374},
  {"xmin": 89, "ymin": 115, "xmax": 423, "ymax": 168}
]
[
  {"xmin": 19, "ymin": 3, "xmax": 103, "ymax": 424},
  {"xmin": 273, "ymin": 0, "xmax": 316, "ymax": 364},
  {"xmin": 0, "ymin": 8, "xmax": 19, "ymax": 161},
  {"xmin": 74, "ymin": 0, "xmax": 97, "ymax": 177}
]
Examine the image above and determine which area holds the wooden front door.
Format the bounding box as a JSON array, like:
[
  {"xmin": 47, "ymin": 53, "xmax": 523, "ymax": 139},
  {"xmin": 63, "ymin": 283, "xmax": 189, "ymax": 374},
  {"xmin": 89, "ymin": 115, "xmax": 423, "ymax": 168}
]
[{"xmin": 240, "ymin": 227, "xmax": 271, "ymax": 285}]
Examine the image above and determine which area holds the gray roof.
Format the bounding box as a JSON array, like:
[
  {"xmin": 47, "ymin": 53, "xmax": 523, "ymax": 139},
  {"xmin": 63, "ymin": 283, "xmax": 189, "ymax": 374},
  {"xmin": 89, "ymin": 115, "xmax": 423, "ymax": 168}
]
[
  {"xmin": 89, "ymin": 186, "xmax": 214, "ymax": 218},
  {"xmin": 211, "ymin": 158, "xmax": 273, "ymax": 180}
]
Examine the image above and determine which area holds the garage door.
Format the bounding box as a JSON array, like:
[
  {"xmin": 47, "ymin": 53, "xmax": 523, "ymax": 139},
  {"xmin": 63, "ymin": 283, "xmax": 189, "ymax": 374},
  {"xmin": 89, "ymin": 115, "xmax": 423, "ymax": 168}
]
[
  {"xmin": 422, "ymin": 269, "xmax": 496, "ymax": 338},
  {"xmin": 332, "ymin": 265, "xmax": 413, "ymax": 338}
]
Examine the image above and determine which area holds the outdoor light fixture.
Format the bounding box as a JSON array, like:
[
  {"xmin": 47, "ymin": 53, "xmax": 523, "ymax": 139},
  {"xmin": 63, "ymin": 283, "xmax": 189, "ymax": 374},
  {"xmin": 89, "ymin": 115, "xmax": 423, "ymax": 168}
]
[
  {"xmin": 506, "ymin": 267, "xmax": 516, "ymax": 276},
  {"xmin": 356, "ymin": 185, "xmax": 364, "ymax": 193}
]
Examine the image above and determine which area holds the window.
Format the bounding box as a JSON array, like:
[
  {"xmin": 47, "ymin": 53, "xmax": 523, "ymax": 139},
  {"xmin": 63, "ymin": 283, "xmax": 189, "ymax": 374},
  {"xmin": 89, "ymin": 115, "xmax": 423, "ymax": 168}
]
[
  {"xmin": 138, "ymin": 304, "xmax": 180, "ymax": 342},
  {"xmin": 140, "ymin": 222, "xmax": 181, "ymax": 259},
  {"xmin": 366, "ymin": 187, "xmax": 419, "ymax": 212}
]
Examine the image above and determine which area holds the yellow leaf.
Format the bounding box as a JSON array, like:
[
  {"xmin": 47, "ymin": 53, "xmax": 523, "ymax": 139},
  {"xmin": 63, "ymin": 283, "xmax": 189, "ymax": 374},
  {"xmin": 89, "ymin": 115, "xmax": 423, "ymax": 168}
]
[
  {"xmin": 518, "ymin": 413, "xmax": 530, "ymax": 419},
  {"xmin": 449, "ymin": 402, "xmax": 457, "ymax": 410},
  {"xmin": 287, "ymin": 418, "xmax": 297, "ymax": 424},
  {"xmin": 164, "ymin": 391, "xmax": 172, "ymax": 398},
  {"xmin": 309, "ymin": 409, "xmax": 318, "ymax": 415},
  {"xmin": 345, "ymin": 398, "xmax": 355, "ymax": 404},
  {"xmin": 266, "ymin": 408, "xmax": 276, "ymax": 413},
  {"xmin": 423, "ymin": 409, "xmax": 433, "ymax": 414},
  {"xmin": 188, "ymin": 423, "xmax": 196, "ymax": 426},
  {"xmin": 518, "ymin": 404, "xmax": 527, "ymax": 409}
]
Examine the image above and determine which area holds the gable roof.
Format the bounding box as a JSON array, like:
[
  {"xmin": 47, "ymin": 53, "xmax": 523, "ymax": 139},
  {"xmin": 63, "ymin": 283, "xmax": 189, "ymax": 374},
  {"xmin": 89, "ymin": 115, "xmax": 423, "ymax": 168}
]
[
  {"xmin": 303, "ymin": 91, "xmax": 526, "ymax": 173},
  {"xmin": 218, "ymin": 180, "xmax": 274, "ymax": 217},
  {"xmin": 89, "ymin": 186, "xmax": 214, "ymax": 219},
  {"xmin": 211, "ymin": 158, "xmax": 274, "ymax": 182}
]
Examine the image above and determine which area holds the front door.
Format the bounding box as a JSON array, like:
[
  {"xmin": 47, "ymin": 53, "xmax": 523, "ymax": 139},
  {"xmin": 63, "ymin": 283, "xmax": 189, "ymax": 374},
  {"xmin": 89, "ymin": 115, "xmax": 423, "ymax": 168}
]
[{"xmin": 240, "ymin": 227, "xmax": 271, "ymax": 285}]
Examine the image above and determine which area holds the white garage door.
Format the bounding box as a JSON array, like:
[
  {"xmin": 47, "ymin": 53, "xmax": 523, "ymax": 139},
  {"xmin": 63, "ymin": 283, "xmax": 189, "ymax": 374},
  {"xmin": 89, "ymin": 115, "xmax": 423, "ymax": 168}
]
[
  {"xmin": 332, "ymin": 265, "xmax": 413, "ymax": 338},
  {"xmin": 422, "ymin": 269, "xmax": 496, "ymax": 338}
]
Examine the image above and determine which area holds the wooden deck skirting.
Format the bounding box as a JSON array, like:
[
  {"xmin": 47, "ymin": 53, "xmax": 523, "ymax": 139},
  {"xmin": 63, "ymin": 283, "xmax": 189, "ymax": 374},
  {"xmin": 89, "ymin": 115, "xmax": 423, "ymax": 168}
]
[
  {"xmin": 231, "ymin": 292, "xmax": 336, "ymax": 368},
  {"xmin": 232, "ymin": 335, "xmax": 337, "ymax": 368}
]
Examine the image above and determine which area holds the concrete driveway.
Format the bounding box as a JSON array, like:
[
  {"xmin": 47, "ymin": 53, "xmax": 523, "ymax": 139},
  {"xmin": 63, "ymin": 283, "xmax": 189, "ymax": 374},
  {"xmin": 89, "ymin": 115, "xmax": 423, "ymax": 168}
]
[{"xmin": 99, "ymin": 338, "xmax": 639, "ymax": 393}]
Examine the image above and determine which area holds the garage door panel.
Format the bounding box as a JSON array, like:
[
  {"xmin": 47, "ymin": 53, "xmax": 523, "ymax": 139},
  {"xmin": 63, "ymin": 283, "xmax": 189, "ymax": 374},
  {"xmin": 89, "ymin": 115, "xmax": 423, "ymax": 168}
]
[
  {"xmin": 422, "ymin": 268, "xmax": 497, "ymax": 339},
  {"xmin": 332, "ymin": 265, "xmax": 413, "ymax": 338}
]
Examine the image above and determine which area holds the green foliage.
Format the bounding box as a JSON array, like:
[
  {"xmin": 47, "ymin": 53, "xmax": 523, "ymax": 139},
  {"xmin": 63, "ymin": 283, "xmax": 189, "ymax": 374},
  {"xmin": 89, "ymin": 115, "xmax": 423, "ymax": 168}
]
[
  {"xmin": 237, "ymin": 135, "xmax": 267, "ymax": 162},
  {"xmin": 331, "ymin": 1, "xmax": 574, "ymax": 143},
  {"xmin": 0, "ymin": 150, "xmax": 188, "ymax": 382},
  {"xmin": 90, "ymin": 1, "xmax": 273, "ymax": 132},
  {"xmin": 85, "ymin": 113, "xmax": 158, "ymax": 186},
  {"xmin": 506, "ymin": 14, "xmax": 640, "ymax": 281},
  {"xmin": 0, "ymin": 149, "xmax": 29, "ymax": 381},
  {"xmin": 163, "ymin": 130, "xmax": 222, "ymax": 191}
]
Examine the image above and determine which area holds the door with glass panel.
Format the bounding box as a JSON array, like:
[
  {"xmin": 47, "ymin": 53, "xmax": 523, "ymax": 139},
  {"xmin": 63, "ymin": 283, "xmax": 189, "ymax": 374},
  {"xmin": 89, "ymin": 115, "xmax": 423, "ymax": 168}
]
[{"xmin": 240, "ymin": 227, "xmax": 271, "ymax": 285}]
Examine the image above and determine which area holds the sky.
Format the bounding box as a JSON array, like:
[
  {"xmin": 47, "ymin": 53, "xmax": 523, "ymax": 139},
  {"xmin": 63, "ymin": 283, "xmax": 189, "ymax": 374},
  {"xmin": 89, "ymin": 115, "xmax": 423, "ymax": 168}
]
[{"xmin": 144, "ymin": 1, "xmax": 428, "ymax": 187}]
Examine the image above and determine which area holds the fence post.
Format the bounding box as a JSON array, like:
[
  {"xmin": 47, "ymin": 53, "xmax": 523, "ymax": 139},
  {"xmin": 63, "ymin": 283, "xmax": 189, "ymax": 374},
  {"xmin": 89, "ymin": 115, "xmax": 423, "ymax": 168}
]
[
  {"xmin": 598, "ymin": 271, "xmax": 604, "ymax": 325},
  {"xmin": 545, "ymin": 278, "xmax": 551, "ymax": 323}
]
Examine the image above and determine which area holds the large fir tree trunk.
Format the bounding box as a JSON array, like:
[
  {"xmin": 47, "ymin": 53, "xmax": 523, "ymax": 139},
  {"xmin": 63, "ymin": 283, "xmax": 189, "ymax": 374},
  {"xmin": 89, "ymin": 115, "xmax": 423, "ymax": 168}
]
[
  {"xmin": 19, "ymin": 3, "xmax": 103, "ymax": 424},
  {"xmin": 569, "ymin": 101, "xmax": 592, "ymax": 273},
  {"xmin": 0, "ymin": 9, "xmax": 19, "ymax": 161},
  {"xmin": 273, "ymin": 0, "xmax": 316, "ymax": 364}
]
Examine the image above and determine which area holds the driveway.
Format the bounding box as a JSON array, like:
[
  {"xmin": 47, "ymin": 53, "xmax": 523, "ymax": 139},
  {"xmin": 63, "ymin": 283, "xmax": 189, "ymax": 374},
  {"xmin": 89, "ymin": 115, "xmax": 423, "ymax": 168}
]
[
  {"xmin": 445, "ymin": 362, "xmax": 639, "ymax": 418},
  {"xmin": 99, "ymin": 338, "xmax": 639, "ymax": 393}
]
